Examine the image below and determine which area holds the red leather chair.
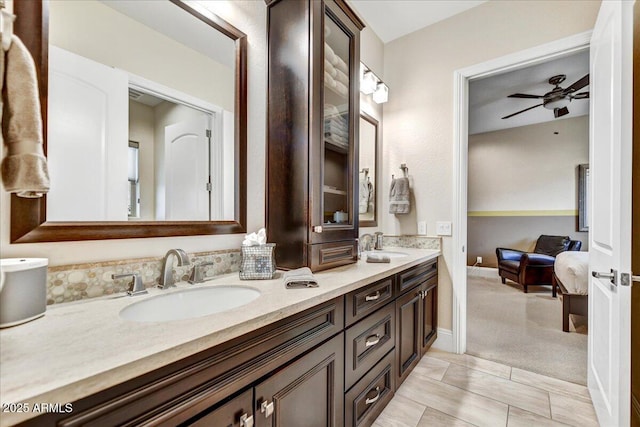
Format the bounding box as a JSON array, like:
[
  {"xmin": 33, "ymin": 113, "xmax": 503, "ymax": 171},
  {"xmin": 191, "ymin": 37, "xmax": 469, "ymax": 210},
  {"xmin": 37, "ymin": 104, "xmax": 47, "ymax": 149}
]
[{"xmin": 496, "ymin": 235, "xmax": 582, "ymax": 293}]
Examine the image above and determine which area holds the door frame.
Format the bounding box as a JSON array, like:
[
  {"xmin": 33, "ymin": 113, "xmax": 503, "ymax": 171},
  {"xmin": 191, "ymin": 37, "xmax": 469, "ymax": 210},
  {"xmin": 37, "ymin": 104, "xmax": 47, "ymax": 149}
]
[{"xmin": 451, "ymin": 31, "xmax": 592, "ymax": 354}]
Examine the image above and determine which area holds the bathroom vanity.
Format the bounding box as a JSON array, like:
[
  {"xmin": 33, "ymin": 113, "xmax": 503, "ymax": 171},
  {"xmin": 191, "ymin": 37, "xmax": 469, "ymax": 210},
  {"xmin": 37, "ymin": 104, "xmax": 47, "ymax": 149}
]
[{"xmin": 1, "ymin": 249, "xmax": 438, "ymax": 427}]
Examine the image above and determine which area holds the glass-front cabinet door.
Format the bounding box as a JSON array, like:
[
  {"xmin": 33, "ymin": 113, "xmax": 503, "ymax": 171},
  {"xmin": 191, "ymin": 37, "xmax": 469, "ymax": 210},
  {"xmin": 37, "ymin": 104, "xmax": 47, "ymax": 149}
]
[{"xmin": 316, "ymin": 3, "xmax": 358, "ymax": 243}]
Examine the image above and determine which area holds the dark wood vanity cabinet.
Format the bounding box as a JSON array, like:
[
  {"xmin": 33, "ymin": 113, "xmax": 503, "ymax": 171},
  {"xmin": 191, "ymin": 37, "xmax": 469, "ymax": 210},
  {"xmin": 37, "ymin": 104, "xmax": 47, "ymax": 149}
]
[
  {"xmin": 266, "ymin": 0, "xmax": 365, "ymax": 271},
  {"xmin": 395, "ymin": 260, "xmax": 439, "ymax": 387},
  {"xmin": 17, "ymin": 259, "xmax": 437, "ymax": 427}
]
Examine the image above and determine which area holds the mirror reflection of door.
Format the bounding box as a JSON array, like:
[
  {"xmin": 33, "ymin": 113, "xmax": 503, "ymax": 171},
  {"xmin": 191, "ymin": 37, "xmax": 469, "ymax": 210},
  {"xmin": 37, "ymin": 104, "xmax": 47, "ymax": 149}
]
[
  {"xmin": 359, "ymin": 113, "xmax": 379, "ymax": 227},
  {"xmin": 46, "ymin": 0, "xmax": 236, "ymax": 222}
]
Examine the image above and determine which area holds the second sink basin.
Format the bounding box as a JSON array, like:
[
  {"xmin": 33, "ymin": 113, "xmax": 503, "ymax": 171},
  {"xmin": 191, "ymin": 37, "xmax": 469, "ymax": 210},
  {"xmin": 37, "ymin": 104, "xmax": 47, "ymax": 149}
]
[
  {"xmin": 120, "ymin": 286, "xmax": 261, "ymax": 322},
  {"xmin": 364, "ymin": 250, "xmax": 409, "ymax": 259}
]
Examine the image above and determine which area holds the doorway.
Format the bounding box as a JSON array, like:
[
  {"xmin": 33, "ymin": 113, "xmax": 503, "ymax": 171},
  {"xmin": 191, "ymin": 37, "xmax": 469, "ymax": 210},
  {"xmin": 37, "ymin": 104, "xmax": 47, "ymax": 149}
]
[{"xmin": 452, "ymin": 31, "xmax": 593, "ymax": 354}]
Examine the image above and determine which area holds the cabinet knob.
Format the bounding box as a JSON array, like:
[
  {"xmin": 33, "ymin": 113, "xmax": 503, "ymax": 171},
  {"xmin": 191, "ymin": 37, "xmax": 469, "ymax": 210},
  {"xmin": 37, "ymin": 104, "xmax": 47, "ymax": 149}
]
[
  {"xmin": 240, "ymin": 413, "xmax": 254, "ymax": 427},
  {"xmin": 313, "ymin": 225, "xmax": 323, "ymax": 233},
  {"xmin": 261, "ymin": 400, "xmax": 274, "ymax": 418}
]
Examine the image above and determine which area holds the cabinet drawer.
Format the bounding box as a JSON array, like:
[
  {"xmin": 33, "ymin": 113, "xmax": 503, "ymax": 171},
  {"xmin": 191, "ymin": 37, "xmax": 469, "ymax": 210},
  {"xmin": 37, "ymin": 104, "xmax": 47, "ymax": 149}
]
[
  {"xmin": 345, "ymin": 350, "xmax": 395, "ymax": 427},
  {"xmin": 396, "ymin": 259, "xmax": 437, "ymax": 295},
  {"xmin": 345, "ymin": 276, "xmax": 395, "ymax": 326},
  {"xmin": 345, "ymin": 302, "xmax": 395, "ymax": 391},
  {"xmin": 310, "ymin": 241, "xmax": 358, "ymax": 272}
]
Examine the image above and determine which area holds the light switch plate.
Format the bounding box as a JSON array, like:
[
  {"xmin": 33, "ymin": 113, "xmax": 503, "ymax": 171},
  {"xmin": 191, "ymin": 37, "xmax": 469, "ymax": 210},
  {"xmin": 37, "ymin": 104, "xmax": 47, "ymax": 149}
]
[
  {"xmin": 417, "ymin": 221, "xmax": 427, "ymax": 235},
  {"xmin": 436, "ymin": 221, "xmax": 452, "ymax": 236}
]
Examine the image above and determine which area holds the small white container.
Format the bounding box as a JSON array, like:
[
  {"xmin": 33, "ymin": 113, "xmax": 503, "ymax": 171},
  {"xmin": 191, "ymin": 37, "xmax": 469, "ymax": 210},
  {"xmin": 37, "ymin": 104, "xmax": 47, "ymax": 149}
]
[{"xmin": 0, "ymin": 258, "xmax": 48, "ymax": 328}]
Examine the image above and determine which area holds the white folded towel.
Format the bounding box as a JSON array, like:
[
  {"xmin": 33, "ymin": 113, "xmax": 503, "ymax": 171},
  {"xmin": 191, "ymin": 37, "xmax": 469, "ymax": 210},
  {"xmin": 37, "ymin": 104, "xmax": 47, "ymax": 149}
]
[{"xmin": 283, "ymin": 267, "xmax": 319, "ymax": 288}]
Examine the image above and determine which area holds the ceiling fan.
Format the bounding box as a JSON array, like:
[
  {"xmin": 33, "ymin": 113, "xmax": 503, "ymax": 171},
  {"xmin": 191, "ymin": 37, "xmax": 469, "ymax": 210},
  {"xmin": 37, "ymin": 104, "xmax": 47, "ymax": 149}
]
[{"xmin": 501, "ymin": 74, "xmax": 589, "ymax": 120}]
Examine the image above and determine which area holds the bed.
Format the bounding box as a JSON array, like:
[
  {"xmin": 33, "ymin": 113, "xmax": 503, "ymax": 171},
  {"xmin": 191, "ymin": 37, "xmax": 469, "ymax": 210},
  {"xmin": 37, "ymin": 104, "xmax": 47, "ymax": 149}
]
[{"xmin": 552, "ymin": 251, "xmax": 589, "ymax": 332}]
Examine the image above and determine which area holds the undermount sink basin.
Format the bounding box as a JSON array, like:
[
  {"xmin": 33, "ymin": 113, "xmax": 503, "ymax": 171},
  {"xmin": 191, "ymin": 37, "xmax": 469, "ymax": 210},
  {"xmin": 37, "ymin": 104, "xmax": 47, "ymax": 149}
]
[
  {"xmin": 364, "ymin": 250, "xmax": 409, "ymax": 259},
  {"xmin": 120, "ymin": 286, "xmax": 261, "ymax": 322}
]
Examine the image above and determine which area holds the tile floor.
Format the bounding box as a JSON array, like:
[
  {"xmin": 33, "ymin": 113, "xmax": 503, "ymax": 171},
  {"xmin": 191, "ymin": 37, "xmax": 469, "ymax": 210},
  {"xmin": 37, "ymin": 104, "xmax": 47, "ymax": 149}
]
[{"xmin": 372, "ymin": 349, "xmax": 599, "ymax": 427}]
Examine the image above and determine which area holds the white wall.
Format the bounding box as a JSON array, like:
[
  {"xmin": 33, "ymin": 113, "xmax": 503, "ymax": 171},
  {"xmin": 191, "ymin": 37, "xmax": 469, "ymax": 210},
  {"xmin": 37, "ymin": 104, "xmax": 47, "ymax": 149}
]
[
  {"xmin": 468, "ymin": 115, "xmax": 589, "ymax": 213},
  {"xmin": 0, "ymin": 0, "xmax": 266, "ymax": 265},
  {"xmin": 382, "ymin": 0, "xmax": 600, "ymax": 330}
]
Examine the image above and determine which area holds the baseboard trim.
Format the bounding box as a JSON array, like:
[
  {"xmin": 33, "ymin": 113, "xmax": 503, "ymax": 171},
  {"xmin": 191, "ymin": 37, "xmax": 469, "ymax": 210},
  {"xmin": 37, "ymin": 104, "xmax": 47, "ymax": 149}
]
[
  {"xmin": 432, "ymin": 328, "xmax": 453, "ymax": 352},
  {"xmin": 467, "ymin": 266, "xmax": 499, "ymax": 279}
]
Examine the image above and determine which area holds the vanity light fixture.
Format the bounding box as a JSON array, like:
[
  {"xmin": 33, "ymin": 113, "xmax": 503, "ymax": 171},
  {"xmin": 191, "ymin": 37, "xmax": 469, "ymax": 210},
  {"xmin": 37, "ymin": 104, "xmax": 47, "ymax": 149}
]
[
  {"xmin": 360, "ymin": 62, "xmax": 388, "ymax": 103},
  {"xmin": 373, "ymin": 82, "xmax": 388, "ymax": 104}
]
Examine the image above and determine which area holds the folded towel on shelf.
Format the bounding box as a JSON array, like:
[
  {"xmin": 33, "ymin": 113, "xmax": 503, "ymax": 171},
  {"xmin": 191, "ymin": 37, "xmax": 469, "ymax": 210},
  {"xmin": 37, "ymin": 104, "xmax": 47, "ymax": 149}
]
[
  {"xmin": 324, "ymin": 103, "xmax": 340, "ymax": 118},
  {"xmin": 324, "ymin": 43, "xmax": 336, "ymax": 64},
  {"xmin": 389, "ymin": 177, "xmax": 410, "ymax": 214},
  {"xmin": 1, "ymin": 35, "xmax": 50, "ymax": 198},
  {"xmin": 324, "ymin": 72, "xmax": 337, "ymax": 89},
  {"xmin": 335, "ymin": 69, "xmax": 349, "ymax": 86},
  {"xmin": 366, "ymin": 254, "xmax": 390, "ymax": 263},
  {"xmin": 334, "ymin": 80, "xmax": 348, "ymax": 97},
  {"xmin": 324, "ymin": 59, "xmax": 337, "ymax": 77},
  {"xmin": 283, "ymin": 267, "xmax": 319, "ymax": 288}
]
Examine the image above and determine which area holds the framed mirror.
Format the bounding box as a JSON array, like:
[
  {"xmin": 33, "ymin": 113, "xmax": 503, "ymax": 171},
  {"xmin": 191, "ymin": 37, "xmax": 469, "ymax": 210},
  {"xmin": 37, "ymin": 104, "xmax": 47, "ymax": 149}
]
[
  {"xmin": 358, "ymin": 112, "xmax": 379, "ymax": 227},
  {"xmin": 11, "ymin": 0, "xmax": 247, "ymax": 243}
]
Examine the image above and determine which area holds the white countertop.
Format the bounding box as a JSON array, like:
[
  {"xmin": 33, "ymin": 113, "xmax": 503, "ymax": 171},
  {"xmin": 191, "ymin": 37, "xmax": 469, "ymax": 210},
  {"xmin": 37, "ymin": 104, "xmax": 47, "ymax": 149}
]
[{"xmin": 0, "ymin": 248, "xmax": 439, "ymax": 426}]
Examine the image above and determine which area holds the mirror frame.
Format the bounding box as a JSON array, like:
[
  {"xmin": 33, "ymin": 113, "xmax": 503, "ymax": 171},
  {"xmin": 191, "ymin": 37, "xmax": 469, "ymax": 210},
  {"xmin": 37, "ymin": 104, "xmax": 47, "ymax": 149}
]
[
  {"xmin": 11, "ymin": 0, "xmax": 247, "ymax": 243},
  {"xmin": 358, "ymin": 112, "xmax": 379, "ymax": 227}
]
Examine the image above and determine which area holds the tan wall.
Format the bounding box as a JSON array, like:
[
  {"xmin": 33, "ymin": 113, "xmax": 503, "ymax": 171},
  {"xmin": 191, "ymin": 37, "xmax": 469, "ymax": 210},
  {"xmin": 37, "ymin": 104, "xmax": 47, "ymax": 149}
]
[
  {"xmin": 382, "ymin": 1, "xmax": 601, "ymax": 330},
  {"xmin": 48, "ymin": 0, "xmax": 234, "ymax": 111},
  {"xmin": 467, "ymin": 116, "xmax": 589, "ymax": 266}
]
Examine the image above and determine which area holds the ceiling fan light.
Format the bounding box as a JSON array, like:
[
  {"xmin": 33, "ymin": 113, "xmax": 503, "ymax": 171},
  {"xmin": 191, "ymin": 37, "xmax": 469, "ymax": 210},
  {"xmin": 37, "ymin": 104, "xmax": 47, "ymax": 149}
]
[
  {"xmin": 543, "ymin": 98, "xmax": 571, "ymax": 110},
  {"xmin": 373, "ymin": 82, "xmax": 388, "ymax": 104}
]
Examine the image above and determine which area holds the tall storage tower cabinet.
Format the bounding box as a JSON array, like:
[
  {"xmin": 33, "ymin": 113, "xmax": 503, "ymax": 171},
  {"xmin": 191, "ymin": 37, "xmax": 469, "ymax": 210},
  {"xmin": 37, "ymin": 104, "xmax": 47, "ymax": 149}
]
[{"xmin": 266, "ymin": 0, "xmax": 364, "ymax": 271}]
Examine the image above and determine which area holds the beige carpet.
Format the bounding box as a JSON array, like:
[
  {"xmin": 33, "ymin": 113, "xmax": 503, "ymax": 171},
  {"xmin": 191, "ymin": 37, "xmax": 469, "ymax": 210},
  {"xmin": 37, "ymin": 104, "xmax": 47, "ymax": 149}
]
[{"xmin": 466, "ymin": 274, "xmax": 588, "ymax": 385}]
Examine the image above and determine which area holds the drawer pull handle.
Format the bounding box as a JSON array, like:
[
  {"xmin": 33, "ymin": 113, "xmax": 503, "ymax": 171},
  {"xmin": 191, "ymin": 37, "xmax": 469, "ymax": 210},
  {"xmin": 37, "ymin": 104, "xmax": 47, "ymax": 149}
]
[
  {"xmin": 365, "ymin": 386, "xmax": 381, "ymax": 405},
  {"xmin": 365, "ymin": 334, "xmax": 381, "ymax": 347},
  {"xmin": 261, "ymin": 400, "xmax": 274, "ymax": 418},
  {"xmin": 240, "ymin": 413, "xmax": 254, "ymax": 427},
  {"xmin": 365, "ymin": 291, "xmax": 381, "ymax": 301}
]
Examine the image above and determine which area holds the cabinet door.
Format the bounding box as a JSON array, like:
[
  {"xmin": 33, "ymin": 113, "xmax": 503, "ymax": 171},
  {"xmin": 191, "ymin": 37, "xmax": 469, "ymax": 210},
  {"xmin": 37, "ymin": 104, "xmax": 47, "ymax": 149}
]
[
  {"xmin": 420, "ymin": 281, "xmax": 438, "ymax": 356},
  {"xmin": 185, "ymin": 389, "xmax": 254, "ymax": 427},
  {"xmin": 311, "ymin": 0, "xmax": 360, "ymax": 244},
  {"xmin": 395, "ymin": 288, "xmax": 422, "ymax": 387},
  {"xmin": 254, "ymin": 334, "xmax": 344, "ymax": 427}
]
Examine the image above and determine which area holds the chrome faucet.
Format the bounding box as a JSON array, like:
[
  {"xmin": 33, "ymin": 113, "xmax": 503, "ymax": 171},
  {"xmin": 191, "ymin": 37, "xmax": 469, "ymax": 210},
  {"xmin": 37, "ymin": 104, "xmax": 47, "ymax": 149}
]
[
  {"xmin": 158, "ymin": 249, "xmax": 190, "ymax": 289},
  {"xmin": 188, "ymin": 261, "xmax": 214, "ymax": 284},
  {"xmin": 374, "ymin": 232, "xmax": 384, "ymax": 250},
  {"xmin": 359, "ymin": 233, "xmax": 373, "ymax": 252}
]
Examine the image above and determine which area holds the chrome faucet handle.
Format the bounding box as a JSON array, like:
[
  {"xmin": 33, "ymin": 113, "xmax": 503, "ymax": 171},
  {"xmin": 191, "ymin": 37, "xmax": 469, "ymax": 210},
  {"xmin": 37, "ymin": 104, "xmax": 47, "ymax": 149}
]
[
  {"xmin": 112, "ymin": 273, "xmax": 147, "ymax": 296},
  {"xmin": 188, "ymin": 261, "xmax": 214, "ymax": 284}
]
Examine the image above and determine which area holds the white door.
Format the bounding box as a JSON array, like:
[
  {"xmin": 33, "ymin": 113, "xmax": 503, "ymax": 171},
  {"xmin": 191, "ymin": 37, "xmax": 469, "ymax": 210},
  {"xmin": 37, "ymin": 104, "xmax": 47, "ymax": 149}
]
[
  {"xmin": 164, "ymin": 118, "xmax": 210, "ymax": 220},
  {"xmin": 47, "ymin": 46, "xmax": 129, "ymax": 221},
  {"xmin": 588, "ymin": 1, "xmax": 633, "ymax": 425}
]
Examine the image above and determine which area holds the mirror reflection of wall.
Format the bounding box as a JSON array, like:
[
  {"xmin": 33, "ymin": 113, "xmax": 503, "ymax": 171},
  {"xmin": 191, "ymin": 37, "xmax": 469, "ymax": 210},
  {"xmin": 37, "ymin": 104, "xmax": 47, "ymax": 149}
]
[
  {"xmin": 46, "ymin": 0, "xmax": 236, "ymax": 222},
  {"xmin": 359, "ymin": 113, "xmax": 378, "ymax": 226}
]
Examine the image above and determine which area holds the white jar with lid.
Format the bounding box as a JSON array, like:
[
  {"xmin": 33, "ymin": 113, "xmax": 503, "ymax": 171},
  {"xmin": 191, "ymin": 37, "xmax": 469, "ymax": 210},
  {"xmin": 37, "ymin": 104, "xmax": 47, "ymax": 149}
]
[{"xmin": 0, "ymin": 258, "xmax": 48, "ymax": 328}]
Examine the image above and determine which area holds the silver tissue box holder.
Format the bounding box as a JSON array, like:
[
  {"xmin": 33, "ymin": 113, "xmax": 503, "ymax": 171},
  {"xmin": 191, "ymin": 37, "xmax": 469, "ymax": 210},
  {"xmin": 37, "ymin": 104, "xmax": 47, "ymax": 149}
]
[{"xmin": 239, "ymin": 244, "xmax": 276, "ymax": 280}]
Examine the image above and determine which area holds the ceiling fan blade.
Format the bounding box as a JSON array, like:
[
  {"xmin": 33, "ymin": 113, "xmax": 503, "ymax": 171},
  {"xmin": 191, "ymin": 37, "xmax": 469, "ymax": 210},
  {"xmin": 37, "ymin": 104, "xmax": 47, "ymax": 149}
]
[
  {"xmin": 563, "ymin": 74, "xmax": 589, "ymax": 94},
  {"xmin": 501, "ymin": 103, "xmax": 544, "ymax": 119},
  {"xmin": 554, "ymin": 107, "xmax": 570, "ymax": 118},
  {"xmin": 507, "ymin": 93, "xmax": 544, "ymax": 99},
  {"xmin": 571, "ymin": 91, "xmax": 589, "ymax": 99}
]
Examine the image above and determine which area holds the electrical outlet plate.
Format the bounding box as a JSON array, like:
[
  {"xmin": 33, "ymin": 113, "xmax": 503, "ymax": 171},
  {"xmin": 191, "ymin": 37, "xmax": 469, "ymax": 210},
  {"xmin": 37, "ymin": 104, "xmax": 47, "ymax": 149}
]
[
  {"xmin": 436, "ymin": 221, "xmax": 452, "ymax": 236},
  {"xmin": 417, "ymin": 221, "xmax": 427, "ymax": 235}
]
